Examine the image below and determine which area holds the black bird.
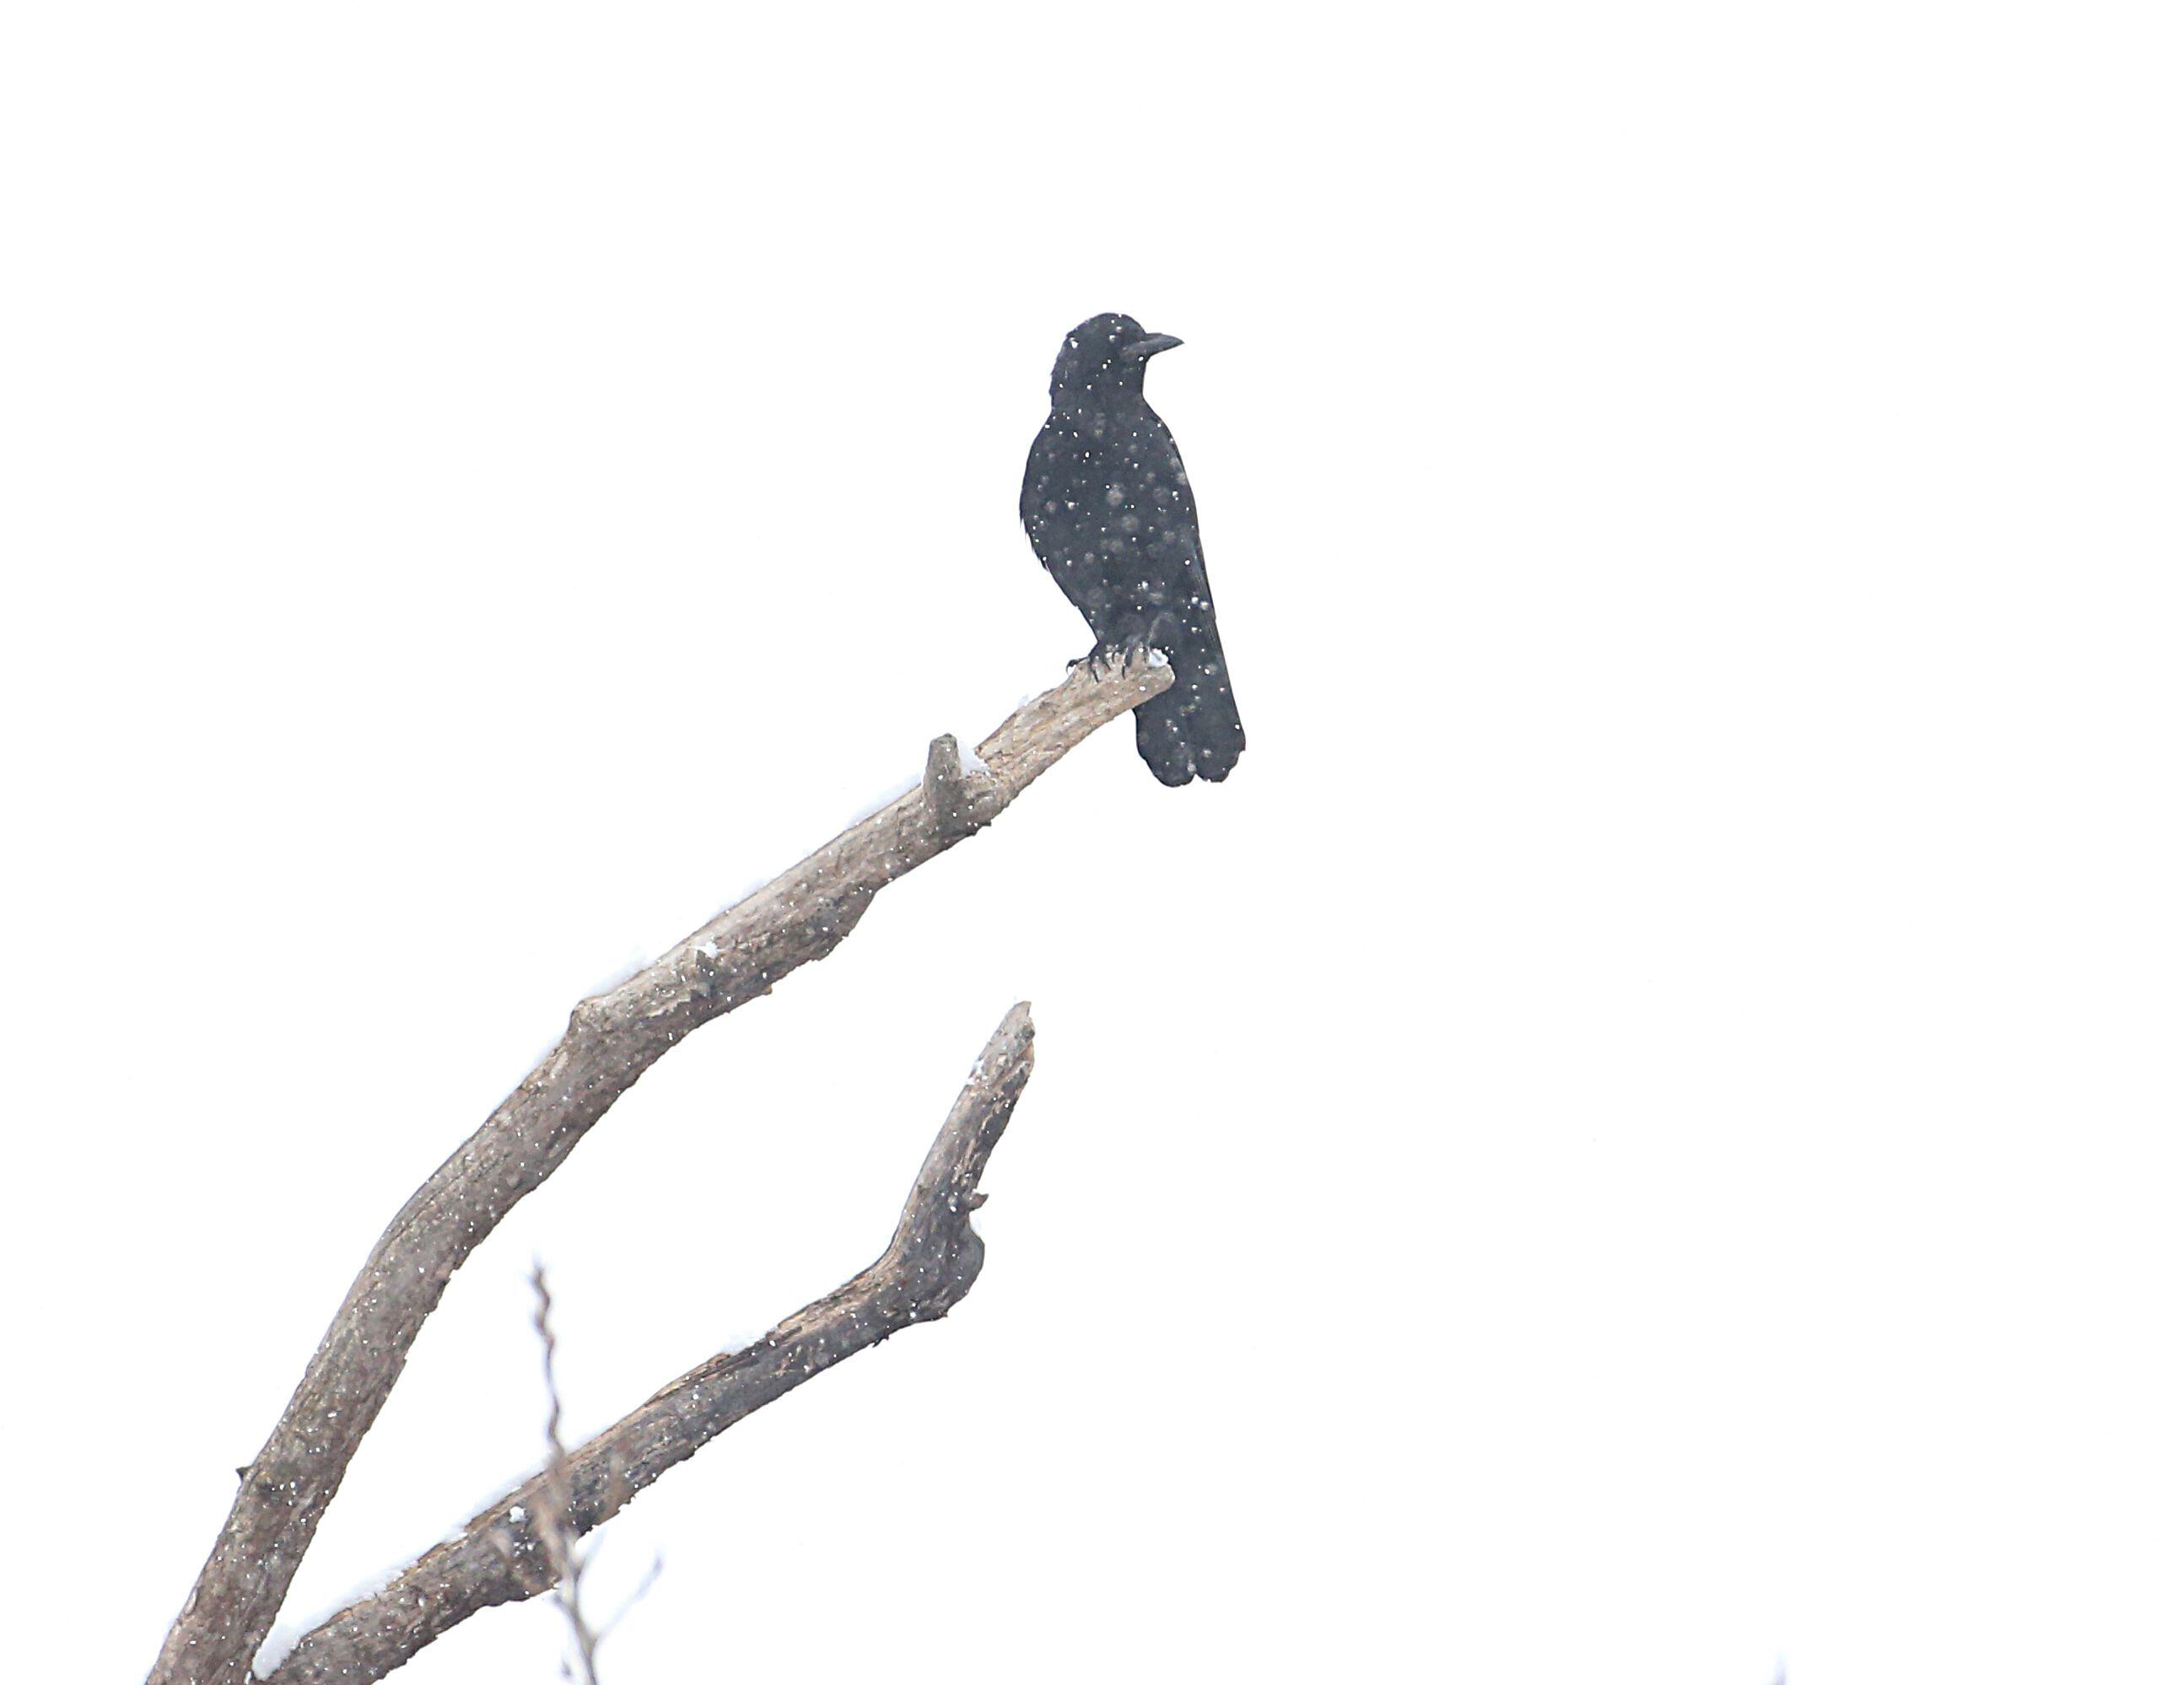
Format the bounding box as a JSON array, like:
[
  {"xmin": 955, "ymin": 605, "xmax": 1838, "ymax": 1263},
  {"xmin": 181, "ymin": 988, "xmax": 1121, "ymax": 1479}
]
[{"xmin": 1021, "ymin": 313, "xmax": 1244, "ymax": 785}]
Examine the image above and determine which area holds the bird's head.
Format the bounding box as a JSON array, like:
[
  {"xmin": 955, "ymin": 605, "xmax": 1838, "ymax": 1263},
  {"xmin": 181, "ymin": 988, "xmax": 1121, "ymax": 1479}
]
[{"xmin": 1048, "ymin": 313, "xmax": 1183, "ymax": 404}]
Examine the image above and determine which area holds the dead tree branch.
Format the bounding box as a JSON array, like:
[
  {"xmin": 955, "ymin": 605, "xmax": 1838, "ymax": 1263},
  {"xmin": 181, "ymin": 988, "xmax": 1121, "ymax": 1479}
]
[
  {"xmin": 148, "ymin": 654, "xmax": 1166, "ymax": 1685},
  {"xmin": 260, "ymin": 1004, "xmax": 1036, "ymax": 1685}
]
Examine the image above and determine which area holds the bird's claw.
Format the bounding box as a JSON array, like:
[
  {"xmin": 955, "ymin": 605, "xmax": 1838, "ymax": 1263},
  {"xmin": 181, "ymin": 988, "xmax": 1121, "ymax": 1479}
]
[
  {"xmin": 1073, "ymin": 642, "xmax": 1145, "ymax": 681},
  {"xmin": 1078, "ymin": 637, "xmax": 1162, "ymax": 681}
]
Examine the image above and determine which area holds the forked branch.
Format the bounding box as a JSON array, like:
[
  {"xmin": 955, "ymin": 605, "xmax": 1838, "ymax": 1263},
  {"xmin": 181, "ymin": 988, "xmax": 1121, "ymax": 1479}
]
[
  {"xmin": 148, "ymin": 654, "xmax": 1167, "ymax": 1685},
  {"xmin": 262, "ymin": 1005, "xmax": 1036, "ymax": 1685}
]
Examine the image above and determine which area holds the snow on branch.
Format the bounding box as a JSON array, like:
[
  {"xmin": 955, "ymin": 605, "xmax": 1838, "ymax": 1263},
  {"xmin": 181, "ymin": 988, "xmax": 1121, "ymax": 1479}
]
[
  {"xmin": 147, "ymin": 653, "xmax": 1168, "ymax": 1685},
  {"xmin": 259, "ymin": 1005, "xmax": 1037, "ymax": 1685}
]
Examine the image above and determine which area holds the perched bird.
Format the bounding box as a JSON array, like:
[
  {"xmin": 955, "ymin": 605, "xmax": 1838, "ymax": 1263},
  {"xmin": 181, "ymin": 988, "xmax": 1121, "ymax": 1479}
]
[{"xmin": 1021, "ymin": 313, "xmax": 1245, "ymax": 785}]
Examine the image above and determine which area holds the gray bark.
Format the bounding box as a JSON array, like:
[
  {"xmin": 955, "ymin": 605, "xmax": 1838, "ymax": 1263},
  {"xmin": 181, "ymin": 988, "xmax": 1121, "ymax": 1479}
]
[{"xmin": 147, "ymin": 654, "xmax": 1169, "ymax": 1685}]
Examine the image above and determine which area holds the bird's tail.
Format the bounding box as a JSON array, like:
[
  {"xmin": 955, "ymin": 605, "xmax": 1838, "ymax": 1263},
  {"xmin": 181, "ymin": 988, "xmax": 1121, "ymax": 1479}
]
[{"xmin": 1135, "ymin": 627, "xmax": 1245, "ymax": 786}]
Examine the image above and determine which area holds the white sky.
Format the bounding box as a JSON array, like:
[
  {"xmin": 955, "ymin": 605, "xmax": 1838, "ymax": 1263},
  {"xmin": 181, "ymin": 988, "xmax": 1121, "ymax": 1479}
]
[{"xmin": 3, "ymin": 5, "xmax": 2180, "ymax": 1682}]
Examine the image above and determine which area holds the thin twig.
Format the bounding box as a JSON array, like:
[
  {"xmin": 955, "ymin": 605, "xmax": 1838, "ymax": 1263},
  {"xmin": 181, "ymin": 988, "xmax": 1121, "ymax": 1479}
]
[
  {"xmin": 147, "ymin": 654, "xmax": 1164, "ymax": 1685},
  {"xmin": 591, "ymin": 1554, "xmax": 665, "ymax": 1650},
  {"xmin": 529, "ymin": 1264, "xmax": 601, "ymax": 1685},
  {"xmin": 261, "ymin": 1004, "xmax": 1037, "ymax": 1685}
]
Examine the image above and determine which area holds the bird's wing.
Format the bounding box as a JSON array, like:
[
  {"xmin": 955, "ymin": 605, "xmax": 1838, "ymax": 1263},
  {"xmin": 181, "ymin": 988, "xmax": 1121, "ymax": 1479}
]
[{"xmin": 1020, "ymin": 417, "xmax": 1062, "ymax": 536}]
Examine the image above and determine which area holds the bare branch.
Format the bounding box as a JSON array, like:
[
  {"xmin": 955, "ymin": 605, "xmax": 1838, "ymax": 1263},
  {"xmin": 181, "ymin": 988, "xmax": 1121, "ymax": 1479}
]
[
  {"xmin": 148, "ymin": 656, "xmax": 1165, "ymax": 1685},
  {"xmin": 260, "ymin": 1005, "xmax": 1037, "ymax": 1685}
]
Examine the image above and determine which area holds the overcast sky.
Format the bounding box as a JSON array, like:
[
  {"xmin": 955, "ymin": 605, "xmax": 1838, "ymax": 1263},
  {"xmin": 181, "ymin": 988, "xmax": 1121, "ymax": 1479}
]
[{"xmin": 4, "ymin": 6, "xmax": 2180, "ymax": 1682}]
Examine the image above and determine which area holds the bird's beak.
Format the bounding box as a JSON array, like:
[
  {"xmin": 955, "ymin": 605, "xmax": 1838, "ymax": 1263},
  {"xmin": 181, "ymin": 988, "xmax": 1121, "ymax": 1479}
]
[{"xmin": 1119, "ymin": 332, "xmax": 1184, "ymax": 361}]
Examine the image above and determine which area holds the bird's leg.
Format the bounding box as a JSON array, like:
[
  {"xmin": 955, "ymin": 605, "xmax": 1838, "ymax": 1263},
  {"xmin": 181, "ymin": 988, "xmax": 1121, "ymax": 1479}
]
[
  {"xmin": 1070, "ymin": 610, "xmax": 1153, "ymax": 679},
  {"xmin": 1097, "ymin": 612, "xmax": 1152, "ymax": 676}
]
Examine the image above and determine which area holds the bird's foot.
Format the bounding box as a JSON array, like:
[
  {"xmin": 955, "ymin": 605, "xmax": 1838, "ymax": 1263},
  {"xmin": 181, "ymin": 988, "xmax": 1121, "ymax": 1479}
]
[
  {"xmin": 1074, "ymin": 614, "xmax": 1173, "ymax": 681},
  {"xmin": 1073, "ymin": 641, "xmax": 1143, "ymax": 681}
]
